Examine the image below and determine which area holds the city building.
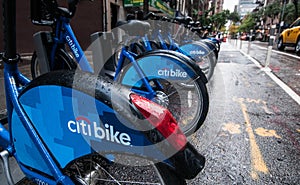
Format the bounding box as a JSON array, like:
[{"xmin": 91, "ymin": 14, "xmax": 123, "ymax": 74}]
[
  {"xmin": 213, "ymin": 0, "xmax": 224, "ymax": 14},
  {"xmin": 238, "ymin": 0, "xmax": 258, "ymax": 18},
  {"xmin": 0, "ymin": 0, "xmax": 229, "ymax": 53}
]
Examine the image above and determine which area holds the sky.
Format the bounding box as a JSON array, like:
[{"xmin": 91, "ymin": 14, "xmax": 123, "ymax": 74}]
[{"xmin": 223, "ymin": 0, "xmax": 239, "ymax": 12}]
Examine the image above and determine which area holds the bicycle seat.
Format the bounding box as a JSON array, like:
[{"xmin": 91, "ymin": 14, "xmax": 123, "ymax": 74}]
[
  {"xmin": 116, "ymin": 20, "xmax": 128, "ymax": 27},
  {"xmin": 191, "ymin": 27, "xmax": 203, "ymax": 33},
  {"xmin": 144, "ymin": 12, "xmax": 160, "ymax": 20},
  {"xmin": 174, "ymin": 16, "xmax": 192, "ymax": 25},
  {"xmin": 126, "ymin": 14, "xmax": 136, "ymax": 21},
  {"xmin": 174, "ymin": 17, "xmax": 185, "ymax": 24},
  {"xmin": 117, "ymin": 20, "xmax": 151, "ymax": 36},
  {"xmin": 161, "ymin": 16, "xmax": 171, "ymax": 22},
  {"xmin": 193, "ymin": 21, "xmax": 200, "ymax": 27},
  {"xmin": 57, "ymin": 7, "xmax": 72, "ymax": 18}
]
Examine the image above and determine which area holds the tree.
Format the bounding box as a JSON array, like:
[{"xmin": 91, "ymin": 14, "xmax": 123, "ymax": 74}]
[
  {"xmin": 264, "ymin": 0, "xmax": 281, "ymax": 24},
  {"xmin": 238, "ymin": 14, "xmax": 256, "ymax": 33},
  {"xmin": 283, "ymin": 3, "xmax": 296, "ymax": 24},
  {"xmin": 252, "ymin": 8, "xmax": 264, "ymax": 22},
  {"xmin": 280, "ymin": 1, "xmax": 299, "ymax": 24},
  {"xmin": 228, "ymin": 11, "xmax": 240, "ymax": 23},
  {"xmin": 192, "ymin": 6, "xmax": 214, "ymax": 27},
  {"xmin": 229, "ymin": 24, "xmax": 239, "ymax": 35},
  {"xmin": 292, "ymin": 0, "xmax": 299, "ymax": 20},
  {"xmin": 210, "ymin": 10, "xmax": 230, "ymax": 31}
]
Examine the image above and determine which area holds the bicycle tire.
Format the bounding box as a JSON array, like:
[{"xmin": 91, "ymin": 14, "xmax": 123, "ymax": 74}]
[
  {"xmin": 130, "ymin": 42, "xmax": 146, "ymax": 55},
  {"xmin": 179, "ymin": 41, "xmax": 216, "ymax": 81},
  {"xmin": 199, "ymin": 39, "xmax": 219, "ymax": 61},
  {"xmin": 113, "ymin": 39, "xmax": 164, "ymax": 69},
  {"xmin": 147, "ymin": 39, "xmax": 215, "ymax": 81},
  {"xmin": 139, "ymin": 40, "xmax": 161, "ymax": 51},
  {"xmin": 112, "ymin": 41, "xmax": 146, "ymax": 71},
  {"xmin": 31, "ymin": 48, "xmax": 77, "ymax": 79},
  {"xmin": 64, "ymin": 153, "xmax": 186, "ymax": 185},
  {"xmin": 116, "ymin": 52, "xmax": 209, "ymax": 136},
  {"xmin": 195, "ymin": 54, "xmax": 214, "ymax": 81}
]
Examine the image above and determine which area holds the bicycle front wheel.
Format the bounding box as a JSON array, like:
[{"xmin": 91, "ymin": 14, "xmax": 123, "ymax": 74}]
[
  {"xmin": 64, "ymin": 153, "xmax": 186, "ymax": 185},
  {"xmin": 179, "ymin": 41, "xmax": 216, "ymax": 81},
  {"xmin": 151, "ymin": 77, "xmax": 208, "ymax": 136},
  {"xmin": 31, "ymin": 49, "xmax": 77, "ymax": 78},
  {"xmin": 116, "ymin": 52, "xmax": 209, "ymax": 136}
]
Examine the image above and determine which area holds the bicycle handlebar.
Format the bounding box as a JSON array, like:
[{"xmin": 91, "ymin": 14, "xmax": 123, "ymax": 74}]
[
  {"xmin": 2, "ymin": 0, "xmax": 17, "ymax": 60},
  {"xmin": 144, "ymin": 12, "xmax": 160, "ymax": 20},
  {"xmin": 48, "ymin": 0, "xmax": 79, "ymax": 18},
  {"xmin": 67, "ymin": 0, "xmax": 79, "ymax": 17}
]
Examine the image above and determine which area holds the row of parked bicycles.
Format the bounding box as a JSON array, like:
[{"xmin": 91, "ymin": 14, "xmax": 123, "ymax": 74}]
[{"xmin": 0, "ymin": 0, "xmax": 221, "ymax": 184}]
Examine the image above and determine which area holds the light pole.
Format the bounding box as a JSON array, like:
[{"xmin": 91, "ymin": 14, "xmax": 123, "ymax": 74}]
[
  {"xmin": 143, "ymin": 0, "xmax": 149, "ymax": 15},
  {"xmin": 278, "ymin": 0, "xmax": 287, "ymax": 36}
]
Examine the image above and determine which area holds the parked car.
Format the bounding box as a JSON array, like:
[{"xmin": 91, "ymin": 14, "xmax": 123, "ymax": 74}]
[
  {"xmin": 277, "ymin": 17, "xmax": 300, "ymax": 55},
  {"xmin": 240, "ymin": 34, "xmax": 247, "ymax": 40},
  {"xmin": 240, "ymin": 33, "xmax": 255, "ymax": 41}
]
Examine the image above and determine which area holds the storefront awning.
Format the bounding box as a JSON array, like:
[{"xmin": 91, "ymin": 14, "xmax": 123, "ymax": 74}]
[
  {"xmin": 123, "ymin": 0, "xmax": 175, "ymax": 17},
  {"xmin": 149, "ymin": 0, "xmax": 175, "ymax": 17}
]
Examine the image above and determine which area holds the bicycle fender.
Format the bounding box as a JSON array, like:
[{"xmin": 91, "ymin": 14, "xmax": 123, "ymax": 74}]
[
  {"xmin": 167, "ymin": 142, "xmax": 205, "ymax": 179},
  {"xmin": 136, "ymin": 49, "xmax": 208, "ymax": 84},
  {"xmin": 33, "ymin": 31, "xmax": 53, "ymax": 75},
  {"xmin": 12, "ymin": 70, "xmax": 199, "ymax": 175}
]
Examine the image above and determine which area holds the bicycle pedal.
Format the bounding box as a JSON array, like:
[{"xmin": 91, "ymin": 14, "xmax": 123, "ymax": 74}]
[
  {"xmin": 0, "ymin": 150, "xmax": 14, "ymax": 185},
  {"xmin": 0, "ymin": 62, "xmax": 3, "ymax": 69}
]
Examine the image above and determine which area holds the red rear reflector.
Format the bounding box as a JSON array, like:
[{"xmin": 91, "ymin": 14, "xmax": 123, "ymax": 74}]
[{"xmin": 130, "ymin": 93, "xmax": 187, "ymax": 150}]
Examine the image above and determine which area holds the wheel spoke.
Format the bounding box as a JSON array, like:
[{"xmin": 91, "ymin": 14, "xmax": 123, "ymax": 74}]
[
  {"xmin": 64, "ymin": 154, "xmax": 170, "ymax": 185},
  {"xmin": 93, "ymin": 178, "xmax": 161, "ymax": 185}
]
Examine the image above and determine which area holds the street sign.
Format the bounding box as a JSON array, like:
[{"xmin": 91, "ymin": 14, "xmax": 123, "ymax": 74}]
[
  {"xmin": 124, "ymin": 0, "xmax": 143, "ymax": 7},
  {"xmin": 150, "ymin": 0, "xmax": 175, "ymax": 17},
  {"xmin": 123, "ymin": 0, "xmax": 175, "ymax": 17}
]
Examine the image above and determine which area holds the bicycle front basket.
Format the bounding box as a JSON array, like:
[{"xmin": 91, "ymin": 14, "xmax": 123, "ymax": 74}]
[{"xmin": 30, "ymin": 0, "xmax": 57, "ymax": 26}]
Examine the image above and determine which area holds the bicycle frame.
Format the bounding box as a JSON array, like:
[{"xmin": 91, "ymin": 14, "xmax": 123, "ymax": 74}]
[
  {"xmin": 42, "ymin": 14, "xmax": 168, "ymax": 99},
  {"xmin": 1, "ymin": 57, "xmax": 180, "ymax": 185},
  {"xmin": 42, "ymin": 16, "xmax": 179, "ymax": 102},
  {"xmin": 50, "ymin": 16, "xmax": 93, "ymax": 72},
  {"xmin": 146, "ymin": 30, "xmax": 190, "ymax": 54},
  {"xmin": 0, "ymin": 2, "xmax": 160, "ymax": 184},
  {"xmin": 114, "ymin": 47, "xmax": 158, "ymax": 100},
  {"xmin": 0, "ymin": 1, "xmax": 74, "ymax": 183},
  {"xmin": 139, "ymin": 21, "xmax": 213, "ymax": 60}
]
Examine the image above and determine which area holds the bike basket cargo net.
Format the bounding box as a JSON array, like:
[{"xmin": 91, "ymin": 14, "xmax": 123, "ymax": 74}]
[{"xmin": 30, "ymin": 0, "xmax": 58, "ymax": 25}]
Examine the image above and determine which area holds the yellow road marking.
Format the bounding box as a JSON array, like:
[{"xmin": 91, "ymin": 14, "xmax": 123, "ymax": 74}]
[
  {"xmin": 245, "ymin": 98, "xmax": 273, "ymax": 114},
  {"xmin": 255, "ymin": 127, "xmax": 281, "ymax": 138},
  {"xmin": 233, "ymin": 97, "xmax": 269, "ymax": 180},
  {"xmin": 223, "ymin": 122, "xmax": 241, "ymax": 134},
  {"xmin": 245, "ymin": 98, "xmax": 262, "ymax": 104}
]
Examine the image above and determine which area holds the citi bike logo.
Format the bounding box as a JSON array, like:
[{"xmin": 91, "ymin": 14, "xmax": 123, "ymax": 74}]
[
  {"xmin": 189, "ymin": 50, "xmax": 205, "ymax": 55},
  {"xmin": 66, "ymin": 35, "xmax": 80, "ymax": 58},
  {"xmin": 33, "ymin": 178, "xmax": 49, "ymax": 185},
  {"xmin": 158, "ymin": 68, "xmax": 187, "ymax": 78},
  {"xmin": 67, "ymin": 116, "xmax": 131, "ymax": 146}
]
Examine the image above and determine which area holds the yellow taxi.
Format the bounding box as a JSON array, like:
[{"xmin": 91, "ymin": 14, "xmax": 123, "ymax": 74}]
[{"xmin": 277, "ymin": 17, "xmax": 300, "ymax": 55}]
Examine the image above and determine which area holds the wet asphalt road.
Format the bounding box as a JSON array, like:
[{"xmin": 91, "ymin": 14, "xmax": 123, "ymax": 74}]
[
  {"xmin": 1, "ymin": 41, "xmax": 300, "ymax": 184},
  {"xmin": 187, "ymin": 41, "xmax": 300, "ymax": 184}
]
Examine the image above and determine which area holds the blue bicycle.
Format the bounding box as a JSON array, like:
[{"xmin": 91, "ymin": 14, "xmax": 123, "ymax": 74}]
[
  {"xmin": 30, "ymin": 0, "xmax": 209, "ymax": 136},
  {"xmin": 115, "ymin": 13, "xmax": 217, "ymax": 81},
  {"xmin": 0, "ymin": 0, "xmax": 206, "ymax": 184},
  {"xmin": 30, "ymin": 0, "xmax": 92, "ymax": 78}
]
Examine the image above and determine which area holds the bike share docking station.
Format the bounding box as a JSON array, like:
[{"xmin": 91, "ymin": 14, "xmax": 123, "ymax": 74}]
[
  {"xmin": 91, "ymin": 31, "xmax": 117, "ymax": 77},
  {"xmin": 33, "ymin": 32, "xmax": 52, "ymax": 75}
]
